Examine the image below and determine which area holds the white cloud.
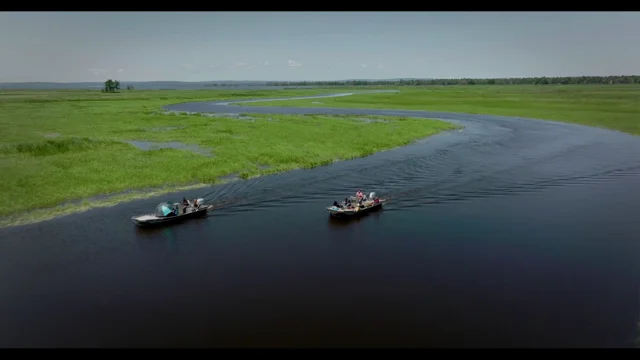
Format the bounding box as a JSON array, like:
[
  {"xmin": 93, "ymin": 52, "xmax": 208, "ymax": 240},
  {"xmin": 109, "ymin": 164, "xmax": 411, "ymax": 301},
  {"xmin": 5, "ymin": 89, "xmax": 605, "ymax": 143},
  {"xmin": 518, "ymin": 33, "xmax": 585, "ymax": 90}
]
[
  {"xmin": 88, "ymin": 68, "xmax": 108, "ymax": 76},
  {"xmin": 260, "ymin": 61, "xmax": 270, "ymax": 66},
  {"xmin": 287, "ymin": 60, "xmax": 302, "ymax": 67}
]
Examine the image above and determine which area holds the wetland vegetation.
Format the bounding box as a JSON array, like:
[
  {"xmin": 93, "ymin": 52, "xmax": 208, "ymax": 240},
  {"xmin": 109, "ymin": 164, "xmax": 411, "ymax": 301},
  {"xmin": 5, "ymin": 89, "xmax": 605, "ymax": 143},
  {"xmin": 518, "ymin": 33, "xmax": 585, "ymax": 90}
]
[
  {"xmin": 242, "ymin": 85, "xmax": 640, "ymax": 135},
  {"xmin": 0, "ymin": 88, "xmax": 456, "ymax": 227},
  {"xmin": 4, "ymin": 82, "xmax": 637, "ymax": 227}
]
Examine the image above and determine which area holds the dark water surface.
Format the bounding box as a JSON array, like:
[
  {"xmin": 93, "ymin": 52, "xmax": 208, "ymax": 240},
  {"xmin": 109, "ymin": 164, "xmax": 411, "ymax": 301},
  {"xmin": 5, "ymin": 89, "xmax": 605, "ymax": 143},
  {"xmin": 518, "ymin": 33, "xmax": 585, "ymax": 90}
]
[{"xmin": 2, "ymin": 94, "xmax": 640, "ymax": 347}]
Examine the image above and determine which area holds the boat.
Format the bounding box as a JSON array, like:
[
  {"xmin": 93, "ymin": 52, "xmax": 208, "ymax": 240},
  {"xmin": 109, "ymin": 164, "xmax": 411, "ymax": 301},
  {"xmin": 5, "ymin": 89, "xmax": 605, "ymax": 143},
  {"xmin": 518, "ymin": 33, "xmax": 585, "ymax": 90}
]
[
  {"xmin": 131, "ymin": 198, "xmax": 212, "ymax": 227},
  {"xmin": 326, "ymin": 193, "xmax": 386, "ymax": 219}
]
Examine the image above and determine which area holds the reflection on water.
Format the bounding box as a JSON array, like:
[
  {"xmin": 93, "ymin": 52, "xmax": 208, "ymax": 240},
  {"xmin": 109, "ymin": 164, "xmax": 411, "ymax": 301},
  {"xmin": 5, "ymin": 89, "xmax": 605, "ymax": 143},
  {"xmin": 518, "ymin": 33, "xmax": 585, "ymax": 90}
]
[
  {"xmin": 134, "ymin": 216, "xmax": 210, "ymax": 239},
  {"xmin": 326, "ymin": 209, "xmax": 383, "ymax": 229},
  {"xmin": 135, "ymin": 225, "xmax": 176, "ymax": 241},
  {"xmin": 135, "ymin": 226, "xmax": 178, "ymax": 253}
]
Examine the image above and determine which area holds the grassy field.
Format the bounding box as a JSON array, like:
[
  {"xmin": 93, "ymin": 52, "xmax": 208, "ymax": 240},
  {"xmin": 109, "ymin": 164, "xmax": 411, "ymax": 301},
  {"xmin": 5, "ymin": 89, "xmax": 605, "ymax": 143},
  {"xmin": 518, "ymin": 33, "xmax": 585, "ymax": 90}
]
[
  {"xmin": 240, "ymin": 85, "xmax": 640, "ymax": 135},
  {"xmin": 0, "ymin": 88, "xmax": 457, "ymax": 227}
]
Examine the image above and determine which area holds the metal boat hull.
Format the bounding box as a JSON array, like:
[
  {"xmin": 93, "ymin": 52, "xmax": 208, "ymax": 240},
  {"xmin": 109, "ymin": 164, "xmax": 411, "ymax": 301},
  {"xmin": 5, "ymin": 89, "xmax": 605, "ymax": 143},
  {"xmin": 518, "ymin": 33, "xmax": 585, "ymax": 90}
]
[
  {"xmin": 326, "ymin": 201, "xmax": 384, "ymax": 219},
  {"xmin": 132, "ymin": 205, "xmax": 212, "ymax": 227}
]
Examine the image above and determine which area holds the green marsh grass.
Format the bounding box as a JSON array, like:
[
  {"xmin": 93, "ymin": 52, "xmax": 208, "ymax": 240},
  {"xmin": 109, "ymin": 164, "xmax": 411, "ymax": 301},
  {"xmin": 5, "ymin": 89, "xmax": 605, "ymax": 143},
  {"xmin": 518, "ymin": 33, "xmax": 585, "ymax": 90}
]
[
  {"xmin": 0, "ymin": 89, "xmax": 456, "ymax": 227},
  {"xmin": 241, "ymin": 85, "xmax": 640, "ymax": 135}
]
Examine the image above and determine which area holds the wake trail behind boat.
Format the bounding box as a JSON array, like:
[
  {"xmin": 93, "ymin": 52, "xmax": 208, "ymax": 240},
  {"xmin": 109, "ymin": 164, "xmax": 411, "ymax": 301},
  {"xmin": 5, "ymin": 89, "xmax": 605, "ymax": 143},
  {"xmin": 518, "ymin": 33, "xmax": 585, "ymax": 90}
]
[{"xmin": 157, "ymin": 90, "xmax": 640, "ymax": 220}]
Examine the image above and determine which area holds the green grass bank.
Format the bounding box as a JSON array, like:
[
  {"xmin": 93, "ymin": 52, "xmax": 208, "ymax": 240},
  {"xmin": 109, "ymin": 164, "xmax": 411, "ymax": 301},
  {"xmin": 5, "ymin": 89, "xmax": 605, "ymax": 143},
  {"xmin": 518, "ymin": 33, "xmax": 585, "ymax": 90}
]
[
  {"xmin": 240, "ymin": 85, "xmax": 640, "ymax": 135},
  {"xmin": 0, "ymin": 89, "xmax": 457, "ymax": 228}
]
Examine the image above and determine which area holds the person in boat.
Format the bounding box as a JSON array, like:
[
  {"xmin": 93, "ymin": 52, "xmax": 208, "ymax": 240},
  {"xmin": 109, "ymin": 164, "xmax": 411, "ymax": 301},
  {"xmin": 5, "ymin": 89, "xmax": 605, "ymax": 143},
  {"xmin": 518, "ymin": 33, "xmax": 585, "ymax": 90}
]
[
  {"xmin": 193, "ymin": 198, "xmax": 199, "ymax": 209},
  {"xmin": 361, "ymin": 189, "xmax": 369, "ymax": 204},
  {"xmin": 374, "ymin": 197, "xmax": 380, "ymax": 204},
  {"xmin": 332, "ymin": 201, "xmax": 343, "ymax": 209},
  {"xmin": 166, "ymin": 205, "xmax": 178, "ymax": 217},
  {"xmin": 182, "ymin": 198, "xmax": 190, "ymax": 214},
  {"xmin": 344, "ymin": 197, "xmax": 351, "ymax": 207}
]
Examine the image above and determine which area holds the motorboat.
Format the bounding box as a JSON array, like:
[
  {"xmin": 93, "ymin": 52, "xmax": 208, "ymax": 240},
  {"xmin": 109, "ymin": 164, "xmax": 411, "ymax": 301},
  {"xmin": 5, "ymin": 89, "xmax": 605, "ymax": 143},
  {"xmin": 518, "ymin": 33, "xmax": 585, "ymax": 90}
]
[
  {"xmin": 327, "ymin": 192, "xmax": 385, "ymax": 218},
  {"xmin": 132, "ymin": 198, "xmax": 211, "ymax": 227}
]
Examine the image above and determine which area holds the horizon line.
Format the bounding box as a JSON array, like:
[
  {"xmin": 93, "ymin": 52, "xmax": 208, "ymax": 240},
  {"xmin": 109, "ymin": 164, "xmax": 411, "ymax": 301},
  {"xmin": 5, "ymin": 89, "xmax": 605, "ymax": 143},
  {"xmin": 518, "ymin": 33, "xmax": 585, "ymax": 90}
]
[{"xmin": 2, "ymin": 74, "xmax": 640, "ymax": 84}]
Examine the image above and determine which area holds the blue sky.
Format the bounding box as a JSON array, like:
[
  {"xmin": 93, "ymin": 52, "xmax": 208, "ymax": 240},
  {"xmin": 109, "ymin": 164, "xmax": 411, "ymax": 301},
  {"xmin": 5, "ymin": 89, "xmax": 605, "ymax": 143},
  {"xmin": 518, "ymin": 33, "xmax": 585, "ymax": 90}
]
[{"xmin": 1, "ymin": 12, "xmax": 638, "ymax": 82}]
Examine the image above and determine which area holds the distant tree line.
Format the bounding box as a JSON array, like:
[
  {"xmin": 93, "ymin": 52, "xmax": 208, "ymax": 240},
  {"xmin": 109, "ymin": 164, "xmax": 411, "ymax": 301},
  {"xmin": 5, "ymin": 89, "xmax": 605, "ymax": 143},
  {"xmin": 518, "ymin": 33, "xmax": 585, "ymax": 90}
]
[
  {"xmin": 102, "ymin": 79, "xmax": 135, "ymax": 92},
  {"xmin": 204, "ymin": 84, "xmax": 238, "ymax": 87},
  {"xmin": 266, "ymin": 75, "xmax": 640, "ymax": 87}
]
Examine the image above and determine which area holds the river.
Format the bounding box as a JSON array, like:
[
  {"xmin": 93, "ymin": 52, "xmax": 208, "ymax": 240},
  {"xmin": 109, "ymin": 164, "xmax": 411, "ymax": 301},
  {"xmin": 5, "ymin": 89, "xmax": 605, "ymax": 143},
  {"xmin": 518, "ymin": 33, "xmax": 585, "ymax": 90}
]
[{"xmin": 1, "ymin": 93, "xmax": 639, "ymax": 347}]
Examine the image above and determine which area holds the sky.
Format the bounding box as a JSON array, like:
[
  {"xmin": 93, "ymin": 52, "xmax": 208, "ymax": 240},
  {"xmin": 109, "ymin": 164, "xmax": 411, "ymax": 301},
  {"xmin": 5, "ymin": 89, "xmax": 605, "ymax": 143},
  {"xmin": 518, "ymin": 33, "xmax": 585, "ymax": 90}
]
[{"xmin": 0, "ymin": 11, "xmax": 639, "ymax": 82}]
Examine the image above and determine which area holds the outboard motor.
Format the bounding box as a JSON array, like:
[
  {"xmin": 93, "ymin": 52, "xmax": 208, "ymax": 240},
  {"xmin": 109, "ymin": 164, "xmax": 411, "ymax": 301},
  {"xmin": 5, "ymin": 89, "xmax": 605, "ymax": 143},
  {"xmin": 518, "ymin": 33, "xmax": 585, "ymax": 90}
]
[{"xmin": 369, "ymin": 192, "xmax": 376, "ymax": 199}]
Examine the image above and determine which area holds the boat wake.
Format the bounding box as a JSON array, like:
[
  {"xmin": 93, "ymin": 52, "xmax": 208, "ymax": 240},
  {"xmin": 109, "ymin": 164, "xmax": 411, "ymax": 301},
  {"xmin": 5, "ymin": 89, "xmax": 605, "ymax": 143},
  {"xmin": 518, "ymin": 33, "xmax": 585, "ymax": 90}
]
[{"xmin": 159, "ymin": 91, "xmax": 640, "ymax": 219}]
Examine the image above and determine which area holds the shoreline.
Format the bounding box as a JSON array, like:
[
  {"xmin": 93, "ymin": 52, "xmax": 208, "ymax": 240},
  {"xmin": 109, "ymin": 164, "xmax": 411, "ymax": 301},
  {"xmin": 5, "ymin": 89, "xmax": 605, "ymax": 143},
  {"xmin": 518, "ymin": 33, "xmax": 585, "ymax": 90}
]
[
  {"xmin": 0, "ymin": 183, "xmax": 211, "ymax": 229},
  {"xmin": 0, "ymin": 127, "xmax": 457, "ymax": 229},
  {"xmin": 7, "ymin": 84, "xmax": 634, "ymax": 229},
  {"xmin": 1, "ymin": 90, "xmax": 464, "ymax": 229}
]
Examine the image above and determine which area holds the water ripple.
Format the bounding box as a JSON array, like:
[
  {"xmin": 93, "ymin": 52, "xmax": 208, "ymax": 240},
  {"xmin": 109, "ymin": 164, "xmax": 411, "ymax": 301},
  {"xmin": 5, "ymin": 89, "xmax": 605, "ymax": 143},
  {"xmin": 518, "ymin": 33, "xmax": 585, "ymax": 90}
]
[{"xmin": 160, "ymin": 94, "xmax": 640, "ymax": 217}]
